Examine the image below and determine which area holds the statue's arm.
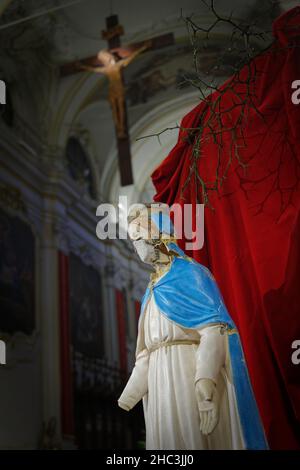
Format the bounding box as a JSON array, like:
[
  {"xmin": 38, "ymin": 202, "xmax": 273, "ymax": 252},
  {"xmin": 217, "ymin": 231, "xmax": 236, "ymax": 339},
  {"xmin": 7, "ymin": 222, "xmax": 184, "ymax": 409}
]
[
  {"xmin": 121, "ymin": 42, "xmax": 150, "ymax": 67},
  {"xmin": 194, "ymin": 324, "xmax": 226, "ymax": 435},
  {"xmin": 118, "ymin": 348, "xmax": 149, "ymax": 411},
  {"xmin": 195, "ymin": 324, "xmax": 226, "ymax": 385}
]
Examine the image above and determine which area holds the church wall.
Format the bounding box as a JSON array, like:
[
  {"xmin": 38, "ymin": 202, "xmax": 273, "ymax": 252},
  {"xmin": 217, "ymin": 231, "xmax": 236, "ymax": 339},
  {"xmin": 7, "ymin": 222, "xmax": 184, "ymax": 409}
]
[
  {"xmin": 0, "ymin": 141, "xmax": 43, "ymax": 449},
  {"xmin": 0, "ymin": 119, "xmax": 149, "ymax": 448}
]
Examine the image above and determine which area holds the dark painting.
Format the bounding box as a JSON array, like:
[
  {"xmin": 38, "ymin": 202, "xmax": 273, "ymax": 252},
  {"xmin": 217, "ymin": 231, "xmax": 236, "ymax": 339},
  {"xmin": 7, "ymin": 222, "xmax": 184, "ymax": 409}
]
[
  {"xmin": 0, "ymin": 207, "xmax": 35, "ymax": 335},
  {"xmin": 69, "ymin": 254, "xmax": 103, "ymax": 358}
]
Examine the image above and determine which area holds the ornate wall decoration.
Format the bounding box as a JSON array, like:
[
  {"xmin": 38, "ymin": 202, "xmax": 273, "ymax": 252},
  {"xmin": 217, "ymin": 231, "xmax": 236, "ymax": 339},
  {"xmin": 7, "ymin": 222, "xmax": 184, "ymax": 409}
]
[
  {"xmin": 0, "ymin": 182, "xmax": 26, "ymax": 213},
  {"xmin": 65, "ymin": 136, "xmax": 97, "ymax": 200}
]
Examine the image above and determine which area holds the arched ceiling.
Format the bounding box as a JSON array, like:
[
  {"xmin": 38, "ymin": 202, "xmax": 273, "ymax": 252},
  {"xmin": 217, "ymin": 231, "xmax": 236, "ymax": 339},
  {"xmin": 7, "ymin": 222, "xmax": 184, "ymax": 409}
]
[
  {"xmin": 32, "ymin": 0, "xmax": 267, "ymax": 62},
  {"xmin": 0, "ymin": 0, "xmax": 293, "ymax": 204},
  {"xmin": 0, "ymin": 0, "xmax": 284, "ymax": 64}
]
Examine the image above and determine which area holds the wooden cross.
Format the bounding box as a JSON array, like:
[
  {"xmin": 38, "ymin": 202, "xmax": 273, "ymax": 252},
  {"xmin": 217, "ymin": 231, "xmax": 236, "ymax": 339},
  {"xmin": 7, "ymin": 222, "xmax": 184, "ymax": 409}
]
[{"xmin": 61, "ymin": 15, "xmax": 174, "ymax": 186}]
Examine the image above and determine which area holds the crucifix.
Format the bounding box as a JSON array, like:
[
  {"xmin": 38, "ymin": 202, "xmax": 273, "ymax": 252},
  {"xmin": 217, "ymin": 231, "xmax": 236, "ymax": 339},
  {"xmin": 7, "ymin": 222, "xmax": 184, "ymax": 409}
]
[{"xmin": 61, "ymin": 15, "xmax": 174, "ymax": 186}]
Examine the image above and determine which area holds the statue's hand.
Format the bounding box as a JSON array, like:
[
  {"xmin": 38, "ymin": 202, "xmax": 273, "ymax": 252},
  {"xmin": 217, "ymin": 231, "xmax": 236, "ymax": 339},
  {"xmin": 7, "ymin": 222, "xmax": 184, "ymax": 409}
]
[
  {"xmin": 195, "ymin": 378, "xmax": 219, "ymax": 435},
  {"xmin": 118, "ymin": 399, "xmax": 130, "ymax": 412}
]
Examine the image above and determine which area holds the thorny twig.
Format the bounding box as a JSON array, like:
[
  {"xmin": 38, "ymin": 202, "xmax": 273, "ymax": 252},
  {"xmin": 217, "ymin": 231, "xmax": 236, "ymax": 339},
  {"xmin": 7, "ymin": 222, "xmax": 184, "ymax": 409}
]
[{"xmin": 138, "ymin": 0, "xmax": 299, "ymax": 213}]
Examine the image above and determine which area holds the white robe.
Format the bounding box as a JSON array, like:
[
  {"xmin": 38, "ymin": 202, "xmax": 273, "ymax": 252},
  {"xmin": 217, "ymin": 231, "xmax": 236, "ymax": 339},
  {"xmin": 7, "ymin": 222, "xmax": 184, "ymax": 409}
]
[{"xmin": 118, "ymin": 292, "xmax": 246, "ymax": 450}]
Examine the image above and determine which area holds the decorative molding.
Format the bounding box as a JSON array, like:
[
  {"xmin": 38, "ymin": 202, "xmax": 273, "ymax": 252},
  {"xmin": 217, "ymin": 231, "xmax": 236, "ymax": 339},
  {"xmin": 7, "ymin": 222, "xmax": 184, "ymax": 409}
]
[
  {"xmin": 0, "ymin": 181, "xmax": 26, "ymax": 213},
  {"xmin": 64, "ymin": 129, "xmax": 100, "ymax": 202}
]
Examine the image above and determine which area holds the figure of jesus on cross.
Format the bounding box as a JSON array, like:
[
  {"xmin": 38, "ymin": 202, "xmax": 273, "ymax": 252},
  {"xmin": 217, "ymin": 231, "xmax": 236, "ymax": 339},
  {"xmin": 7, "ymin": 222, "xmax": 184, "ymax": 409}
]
[
  {"xmin": 61, "ymin": 14, "xmax": 174, "ymax": 185},
  {"xmin": 80, "ymin": 42, "xmax": 150, "ymax": 139}
]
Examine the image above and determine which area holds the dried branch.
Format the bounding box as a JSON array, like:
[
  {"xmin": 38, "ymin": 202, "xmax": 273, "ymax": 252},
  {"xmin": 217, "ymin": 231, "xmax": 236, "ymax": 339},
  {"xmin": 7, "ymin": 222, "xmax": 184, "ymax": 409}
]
[{"xmin": 138, "ymin": 0, "xmax": 299, "ymax": 214}]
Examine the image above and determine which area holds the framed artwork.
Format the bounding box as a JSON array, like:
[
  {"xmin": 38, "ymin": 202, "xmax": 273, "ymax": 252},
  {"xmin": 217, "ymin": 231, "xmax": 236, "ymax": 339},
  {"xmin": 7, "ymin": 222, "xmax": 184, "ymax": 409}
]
[
  {"xmin": 0, "ymin": 206, "xmax": 35, "ymax": 335},
  {"xmin": 69, "ymin": 254, "xmax": 104, "ymax": 358}
]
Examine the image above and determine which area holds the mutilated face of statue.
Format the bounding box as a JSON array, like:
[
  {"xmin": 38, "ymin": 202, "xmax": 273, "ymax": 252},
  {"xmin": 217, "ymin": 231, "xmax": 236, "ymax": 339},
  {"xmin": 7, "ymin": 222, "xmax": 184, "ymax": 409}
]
[
  {"xmin": 127, "ymin": 206, "xmax": 174, "ymax": 266},
  {"xmin": 128, "ymin": 219, "xmax": 158, "ymax": 265},
  {"xmin": 132, "ymin": 239, "xmax": 158, "ymax": 265}
]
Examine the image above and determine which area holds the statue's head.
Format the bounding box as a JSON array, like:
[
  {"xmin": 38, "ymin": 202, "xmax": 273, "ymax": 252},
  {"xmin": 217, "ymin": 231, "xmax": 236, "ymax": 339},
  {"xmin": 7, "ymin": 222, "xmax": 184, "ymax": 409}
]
[
  {"xmin": 97, "ymin": 49, "xmax": 116, "ymax": 65},
  {"xmin": 127, "ymin": 204, "xmax": 176, "ymax": 265}
]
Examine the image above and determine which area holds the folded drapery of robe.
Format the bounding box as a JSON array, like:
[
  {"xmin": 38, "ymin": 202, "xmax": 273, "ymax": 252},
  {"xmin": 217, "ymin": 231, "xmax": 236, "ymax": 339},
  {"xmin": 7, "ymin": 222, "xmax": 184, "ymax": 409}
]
[
  {"xmin": 118, "ymin": 242, "xmax": 268, "ymax": 450},
  {"xmin": 118, "ymin": 324, "xmax": 226, "ymax": 411}
]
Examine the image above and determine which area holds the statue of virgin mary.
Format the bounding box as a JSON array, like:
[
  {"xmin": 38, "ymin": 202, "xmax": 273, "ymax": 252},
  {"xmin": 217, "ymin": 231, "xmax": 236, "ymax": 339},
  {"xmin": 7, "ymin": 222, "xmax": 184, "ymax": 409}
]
[{"xmin": 118, "ymin": 204, "xmax": 268, "ymax": 450}]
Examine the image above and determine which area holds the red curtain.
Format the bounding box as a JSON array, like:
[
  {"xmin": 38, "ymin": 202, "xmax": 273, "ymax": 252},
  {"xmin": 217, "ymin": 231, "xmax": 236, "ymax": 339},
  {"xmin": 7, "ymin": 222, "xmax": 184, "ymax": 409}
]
[
  {"xmin": 58, "ymin": 251, "xmax": 74, "ymax": 438},
  {"xmin": 115, "ymin": 289, "xmax": 128, "ymax": 375},
  {"xmin": 152, "ymin": 7, "xmax": 300, "ymax": 449}
]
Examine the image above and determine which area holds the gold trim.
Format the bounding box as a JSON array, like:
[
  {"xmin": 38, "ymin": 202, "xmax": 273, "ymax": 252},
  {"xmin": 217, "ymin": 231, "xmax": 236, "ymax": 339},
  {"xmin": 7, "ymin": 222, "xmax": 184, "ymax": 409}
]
[
  {"xmin": 149, "ymin": 255, "xmax": 174, "ymax": 287},
  {"xmin": 149, "ymin": 339, "xmax": 200, "ymax": 353}
]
